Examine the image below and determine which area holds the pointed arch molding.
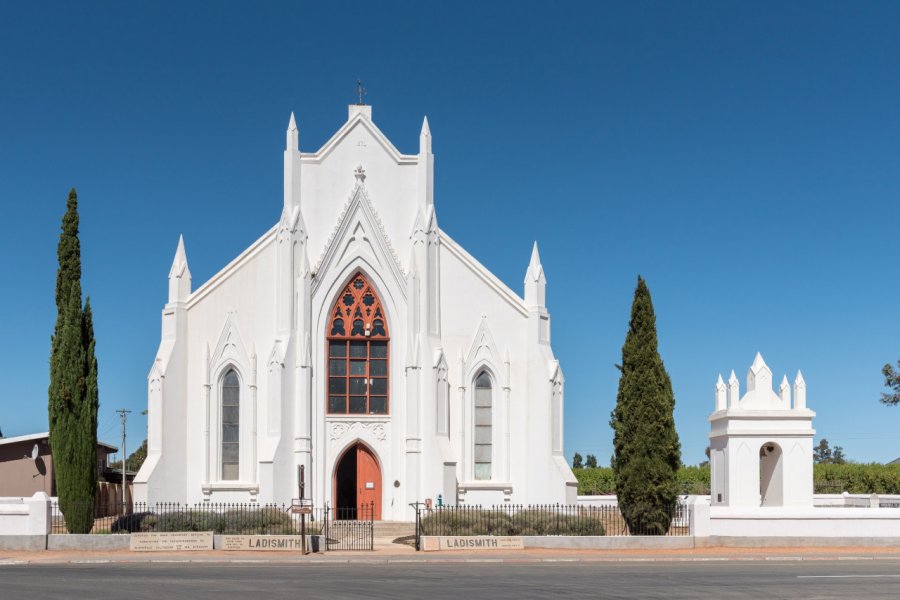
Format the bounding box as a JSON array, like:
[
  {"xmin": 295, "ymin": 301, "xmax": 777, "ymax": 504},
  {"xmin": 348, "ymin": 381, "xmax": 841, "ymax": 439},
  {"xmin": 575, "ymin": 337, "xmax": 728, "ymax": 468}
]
[
  {"xmin": 208, "ymin": 313, "xmax": 252, "ymax": 381},
  {"xmin": 463, "ymin": 316, "xmax": 501, "ymax": 380},
  {"xmin": 203, "ymin": 312, "xmax": 258, "ymax": 492},
  {"xmin": 313, "ymin": 183, "xmax": 406, "ymax": 296}
]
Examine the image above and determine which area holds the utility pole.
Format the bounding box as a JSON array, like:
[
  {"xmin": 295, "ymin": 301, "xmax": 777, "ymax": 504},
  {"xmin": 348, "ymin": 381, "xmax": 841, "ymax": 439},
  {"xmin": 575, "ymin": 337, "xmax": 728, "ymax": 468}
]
[{"xmin": 116, "ymin": 409, "xmax": 131, "ymax": 515}]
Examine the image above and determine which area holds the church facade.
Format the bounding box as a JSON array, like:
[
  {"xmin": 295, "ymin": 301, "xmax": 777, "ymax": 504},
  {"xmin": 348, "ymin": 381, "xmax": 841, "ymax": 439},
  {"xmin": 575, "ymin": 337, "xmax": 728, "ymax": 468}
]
[{"xmin": 133, "ymin": 103, "xmax": 576, "ymax": 519}]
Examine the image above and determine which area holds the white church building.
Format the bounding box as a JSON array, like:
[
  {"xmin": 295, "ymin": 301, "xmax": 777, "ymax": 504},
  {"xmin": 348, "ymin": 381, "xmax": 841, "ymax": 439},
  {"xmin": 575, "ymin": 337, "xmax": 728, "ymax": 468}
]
[{"xmin": 134, "ymin": 103, "xmax": 576, "ymax": 519}]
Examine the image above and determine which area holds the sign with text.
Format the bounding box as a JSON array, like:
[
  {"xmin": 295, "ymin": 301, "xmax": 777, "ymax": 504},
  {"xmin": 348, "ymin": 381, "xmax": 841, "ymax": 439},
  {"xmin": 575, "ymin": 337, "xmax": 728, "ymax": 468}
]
[
  {"xmin": 221, "ymin": 535, "xmax": 308, "ymax": 551},
  {"xmin": 130, "ymin": 531, "xmax": 213, "ymax": 552},
  {"xmin": 435, "ymin": 536, "xmax": 524, "ymax": 551}
]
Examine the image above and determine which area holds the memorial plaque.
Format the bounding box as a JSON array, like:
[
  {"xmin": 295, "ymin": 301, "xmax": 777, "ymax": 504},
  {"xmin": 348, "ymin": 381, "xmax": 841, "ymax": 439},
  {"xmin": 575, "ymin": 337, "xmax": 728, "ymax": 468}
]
[
  {"xmin": 130, "ymin": 531, "xmax": 214, "ymax": 552},
  {"xmin": 221, "ymin": 535, "xmax": 308, "ymax": 551},
  {"xmin": 437, "ymin": 536, "xmax": 524, "ymax": 551}
]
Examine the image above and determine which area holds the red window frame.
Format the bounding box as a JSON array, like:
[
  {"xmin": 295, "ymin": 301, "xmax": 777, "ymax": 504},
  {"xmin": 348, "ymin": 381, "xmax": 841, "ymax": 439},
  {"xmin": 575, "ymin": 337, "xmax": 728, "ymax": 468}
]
[{"xmin": 326, "ymin": 273, "xmax": 389, "ymax": 415}]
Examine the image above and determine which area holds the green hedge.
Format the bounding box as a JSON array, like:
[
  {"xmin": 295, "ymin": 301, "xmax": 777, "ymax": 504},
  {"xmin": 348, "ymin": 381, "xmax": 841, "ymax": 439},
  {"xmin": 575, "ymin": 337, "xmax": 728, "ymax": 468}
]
[
  {"xmin": 812, "ymin": 463, "xmax": 900, "ymax": 494},
  {"xmin": 574, "ymin": 464, "xmax": 900, "ymax": 495},
  {"xmin": 575, "ymin": 466, "xmax": 711, "ymax": 495},
  {"xmin": 420, "ymin": 509, "xmax": 606, "ymax": 536},
  {"xmin": 141, "ymin": 508, "xmax": 322, "ymax": 535}
]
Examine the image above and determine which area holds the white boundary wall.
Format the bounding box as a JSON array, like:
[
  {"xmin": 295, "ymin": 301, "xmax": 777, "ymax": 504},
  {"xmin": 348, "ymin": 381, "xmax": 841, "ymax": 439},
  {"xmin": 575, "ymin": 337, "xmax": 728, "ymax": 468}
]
[{"xmin": 0, "ymin": 493, "xmax": 50, "ymax": 535}]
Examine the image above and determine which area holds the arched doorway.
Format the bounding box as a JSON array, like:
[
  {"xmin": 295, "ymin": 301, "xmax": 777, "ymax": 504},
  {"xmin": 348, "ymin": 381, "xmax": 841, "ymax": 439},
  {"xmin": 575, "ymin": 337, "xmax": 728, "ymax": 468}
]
[
  {"xmin": 759, "ymin": 441, "xmax": 784, "ymax": 507},
  {"xmin": 333, "ymin": 442, "xmax": 382, "ymax": 520}
]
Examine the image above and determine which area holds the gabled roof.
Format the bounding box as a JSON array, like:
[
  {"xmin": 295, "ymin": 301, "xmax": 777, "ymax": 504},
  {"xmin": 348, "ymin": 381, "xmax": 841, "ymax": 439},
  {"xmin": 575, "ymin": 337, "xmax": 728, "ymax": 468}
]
[
  {"xmin": 0, "ymin": 431, "xmax": 118, "ymax": 453},
  {"xmin": 300, "ymin": 109, "xmax": 418, "ymax": 165}
]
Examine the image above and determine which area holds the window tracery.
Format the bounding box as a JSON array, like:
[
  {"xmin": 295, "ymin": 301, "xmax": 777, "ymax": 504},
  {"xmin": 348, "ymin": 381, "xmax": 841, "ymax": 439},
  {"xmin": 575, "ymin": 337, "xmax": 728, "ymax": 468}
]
[{"xmin": 327, "ymin": 273, "xmax": 390, "ymax": 415}]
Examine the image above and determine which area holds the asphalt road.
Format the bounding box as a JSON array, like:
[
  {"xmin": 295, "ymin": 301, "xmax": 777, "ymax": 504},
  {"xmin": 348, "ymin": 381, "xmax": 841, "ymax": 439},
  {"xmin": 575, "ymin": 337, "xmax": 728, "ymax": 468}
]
[{"xmin": 2, "ymin": 560, "xmax": 900, "ymax": 599}]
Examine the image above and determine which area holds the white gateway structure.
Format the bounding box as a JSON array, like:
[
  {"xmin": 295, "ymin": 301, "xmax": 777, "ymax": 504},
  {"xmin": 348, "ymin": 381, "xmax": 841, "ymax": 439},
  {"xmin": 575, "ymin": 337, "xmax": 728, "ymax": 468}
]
[{"xmin": 134, "ymin": 103, "xmax": 576, "ymax": 519}]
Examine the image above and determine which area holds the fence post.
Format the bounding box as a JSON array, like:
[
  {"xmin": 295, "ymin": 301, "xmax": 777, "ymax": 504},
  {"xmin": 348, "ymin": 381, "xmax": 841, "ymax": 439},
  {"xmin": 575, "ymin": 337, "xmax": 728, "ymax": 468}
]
[
  {"xmin": 25, "ymin": 492, "xmax": 51, "ymax": 536},
  {"xmin": 324, "ymin": 503, "xmax": 329, "ymax": 553},
  {"xmin": 688, "ymin": 496, "xmax": 710, "ymax": 538}
]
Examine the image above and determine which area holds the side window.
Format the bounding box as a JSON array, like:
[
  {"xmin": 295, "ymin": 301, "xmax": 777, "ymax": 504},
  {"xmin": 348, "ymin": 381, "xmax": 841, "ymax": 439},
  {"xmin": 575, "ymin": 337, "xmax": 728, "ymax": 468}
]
[
  {"xmin": 221, "ymin": 369, "xmax": 240, "ymax": 480},
  {"xmin": 473, "ymin": 371, "xmax": 492, "ymax": 480}
]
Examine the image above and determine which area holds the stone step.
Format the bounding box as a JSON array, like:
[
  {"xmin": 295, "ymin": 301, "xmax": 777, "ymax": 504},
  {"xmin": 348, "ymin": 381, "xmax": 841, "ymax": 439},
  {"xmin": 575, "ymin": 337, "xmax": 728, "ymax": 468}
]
[{"xmin": 373, "ymin": 521, "xmax": 416, "ymax": 538}]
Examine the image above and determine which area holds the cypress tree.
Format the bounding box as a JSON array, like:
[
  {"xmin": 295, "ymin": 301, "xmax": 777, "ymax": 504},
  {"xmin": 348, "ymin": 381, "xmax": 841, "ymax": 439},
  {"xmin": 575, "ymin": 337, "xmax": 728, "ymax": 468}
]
[
  {"xmin": 610, "ymin": 276, "xmax": 681, "ymax": 535},
  {"xmin": 48, "ymin": 188, "xmax": 98, "ymax": 534}
]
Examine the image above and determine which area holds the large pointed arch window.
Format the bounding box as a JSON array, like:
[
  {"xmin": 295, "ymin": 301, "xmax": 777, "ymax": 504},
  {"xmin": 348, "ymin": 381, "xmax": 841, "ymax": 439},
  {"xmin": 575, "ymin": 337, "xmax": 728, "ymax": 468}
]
[{"xmin": 327, "ymin": 273, "xmax": 390, "ymax": 415}]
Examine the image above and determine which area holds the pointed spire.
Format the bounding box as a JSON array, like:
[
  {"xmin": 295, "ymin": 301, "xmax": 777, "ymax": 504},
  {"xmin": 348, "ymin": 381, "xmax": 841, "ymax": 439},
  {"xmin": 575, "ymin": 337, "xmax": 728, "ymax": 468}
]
[
  {"xmin": 794, "ymin": 370, "xmax": 807, "ymax": 409},
  {"xmin": 727, "ymin": 370, "xmax": 740, "ymax": 407},
  {"xmin": 524, "ymin": 241, "xmax": 547, "ymax": 308},
  {"xmin": 779, "ymin": 375, "xmax": 791, "ymax": 405},
  {"xmin": 284, "ymin": 113, "xmax": 302, "ymax": 212},
  {"xmin": 527, "ymin": 242, "xmax": 545, "ymax": 280},
  {"xmin": 419, "ymin": 116, "xmax": 432, "ymax": 154},
  {"xmin": 715, "ymin": 374, "xmax": 727, "ymax": 411},
  {"xmin": 168, "ymin": 234, "xmax": 191, "ymax": 303},
  {"xmin": 747, "ymin": 352, "xmax": 772, "ymax": 393},
  {"xmin": 286, "ymin": 112, "xmax": 299, "ymax": 151},
  {"xmin": 751, "ymin": 352, "xmax": 766, "ymax": 371}
]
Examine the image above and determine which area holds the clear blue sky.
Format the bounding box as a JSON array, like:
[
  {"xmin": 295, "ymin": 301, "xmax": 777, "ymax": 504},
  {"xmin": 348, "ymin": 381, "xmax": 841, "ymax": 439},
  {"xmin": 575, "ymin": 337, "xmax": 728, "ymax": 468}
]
[{"xmin": 1, "ymin": 2, "xmax": 899, "ymax": 467}]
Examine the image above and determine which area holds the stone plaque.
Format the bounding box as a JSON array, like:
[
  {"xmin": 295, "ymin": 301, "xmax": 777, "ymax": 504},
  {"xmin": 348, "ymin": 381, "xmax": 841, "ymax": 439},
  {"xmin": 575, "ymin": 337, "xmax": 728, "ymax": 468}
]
[
  {"xmin": 437, "ymin": 536, "xmax": 524, "ymax": 551},
  {"xmin": 221, "ymin": 535, "xmax": 307, "ymax": 551},
  {"xmin": 130, "ymin": 531, "xmax": 213, "ymax": 552}
]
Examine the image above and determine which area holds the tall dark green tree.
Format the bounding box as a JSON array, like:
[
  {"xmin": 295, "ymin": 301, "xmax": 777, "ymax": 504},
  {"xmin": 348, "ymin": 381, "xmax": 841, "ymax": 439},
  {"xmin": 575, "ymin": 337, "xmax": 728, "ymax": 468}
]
[
  {"xmin": 48, "ymin": 188, "xmax": 98, "ymax": 534},
  {"xmin": 610, "ymin": 276, "xmax": 681, "ymax": 535}
]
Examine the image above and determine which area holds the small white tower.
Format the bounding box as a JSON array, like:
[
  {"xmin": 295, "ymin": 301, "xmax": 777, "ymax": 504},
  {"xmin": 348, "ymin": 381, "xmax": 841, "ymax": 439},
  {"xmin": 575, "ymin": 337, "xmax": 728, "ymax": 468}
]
[{"xmin": 709, "ymin": 353, "xmax": 815, "ymax": 508}]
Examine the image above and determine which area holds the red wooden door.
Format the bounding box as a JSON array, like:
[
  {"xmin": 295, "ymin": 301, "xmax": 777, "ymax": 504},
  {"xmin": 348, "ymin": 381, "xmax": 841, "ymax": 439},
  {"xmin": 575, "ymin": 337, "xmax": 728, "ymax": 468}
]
[{"xmin": 356, "ymin": 444, "xmax": 381, "ymax": 520}]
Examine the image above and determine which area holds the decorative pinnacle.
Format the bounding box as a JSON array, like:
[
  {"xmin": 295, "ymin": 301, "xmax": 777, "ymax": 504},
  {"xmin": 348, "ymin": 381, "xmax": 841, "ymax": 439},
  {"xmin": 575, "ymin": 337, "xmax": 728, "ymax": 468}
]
[
  {"xmin": 419, "ymin": 116, "xmax": 432, "ymax": 154},
  {"xmin": 751, "ymin": 352, "xmax": 766, "ymax": 371},
  {"xmin": 716, "ymin": 374, "xmax": 726, "ymax": 389},
  {"xmin": 286, "ymin": 112, "xmax": 299, "ymax": 151},
  {"xmin": 354, "ymin": 164, "xmax": 366, "ymax": 183},
  {"xmin": 169, "ymin": 234, "xmax": 188, "ymax": 277},
  {"xmin": 527, "ymin": 241, "xmax": 545, "ymax": 281}
]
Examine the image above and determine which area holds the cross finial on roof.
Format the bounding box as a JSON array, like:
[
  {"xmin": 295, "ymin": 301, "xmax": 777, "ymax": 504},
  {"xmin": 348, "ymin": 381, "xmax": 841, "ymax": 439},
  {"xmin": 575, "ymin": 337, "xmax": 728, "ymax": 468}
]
[{"xmin": 356, "ymin": 79, "xmax": 367, "ymax": 105}]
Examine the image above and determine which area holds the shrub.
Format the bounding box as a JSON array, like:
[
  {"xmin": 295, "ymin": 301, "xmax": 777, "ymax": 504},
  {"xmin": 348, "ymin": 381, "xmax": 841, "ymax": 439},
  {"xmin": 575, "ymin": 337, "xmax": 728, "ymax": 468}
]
[
  {"xmin": 814, "ymin": 463, "xmax": 900, "ymax": 494},
  {"xmin": 420, "ymin": 508, "xmax": 605, "ymax": 536},
  {"xmin": 577, "ymin": 463, "xmax": 900, "ymax": 496}
]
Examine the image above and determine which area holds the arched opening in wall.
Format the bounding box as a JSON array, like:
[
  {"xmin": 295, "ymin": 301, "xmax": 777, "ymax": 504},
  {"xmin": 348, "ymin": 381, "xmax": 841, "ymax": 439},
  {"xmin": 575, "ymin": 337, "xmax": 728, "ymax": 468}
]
[
  {"xmin": 333, "ymin": 442, "xmax": 382, "ymax": 520},
  {"xmin": 759, "ymin": 441, "xmax": 784, "ymax": 507},
  {"xmin": 327, "ymin": 273, "xmax": 390, "ymax": 415}
]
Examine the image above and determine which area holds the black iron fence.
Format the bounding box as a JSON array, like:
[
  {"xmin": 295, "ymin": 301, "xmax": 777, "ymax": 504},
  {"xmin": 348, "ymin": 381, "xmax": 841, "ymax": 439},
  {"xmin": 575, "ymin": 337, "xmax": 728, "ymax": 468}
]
[
  {"xmin": 325, "ymin": 502, "xmax": 375, "ymax": 551},
  {"xmin": 50, "ymin": 500, "xmax": 376, "ymax": 551},
  {"xmin": 50, "ymin": 501, "xmax": 327, "ymax": 536},
  {"xmin": 413, "ymin": 502, "xmax": 691, "ymax": 546}
]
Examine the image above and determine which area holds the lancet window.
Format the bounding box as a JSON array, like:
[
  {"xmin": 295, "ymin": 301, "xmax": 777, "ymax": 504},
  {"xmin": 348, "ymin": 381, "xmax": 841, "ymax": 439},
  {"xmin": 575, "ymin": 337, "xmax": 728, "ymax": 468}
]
[
  {"xmin": 327, "ymin": 273, "xmax": 390, "ymax": 415},
  {"xmin": 221, "ymin": 369, "xmax": 240, "ymax": 480},
  {"xmin": 473, "ymin": 370, "xmax": 493, "ymax": 480}
]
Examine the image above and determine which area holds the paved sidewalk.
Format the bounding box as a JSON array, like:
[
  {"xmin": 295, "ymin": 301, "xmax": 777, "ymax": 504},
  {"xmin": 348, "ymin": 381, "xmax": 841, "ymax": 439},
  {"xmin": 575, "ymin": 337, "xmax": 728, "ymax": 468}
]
[{"xmin": 3, "ymin": 544, "xmax": 900, "ymax": 565}]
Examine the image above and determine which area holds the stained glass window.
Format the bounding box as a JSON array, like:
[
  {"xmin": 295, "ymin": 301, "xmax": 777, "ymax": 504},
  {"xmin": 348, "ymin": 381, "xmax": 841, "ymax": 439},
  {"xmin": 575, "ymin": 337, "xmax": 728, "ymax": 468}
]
[{"xmin": 326, "ymin": 274, "xmax": 389, "ymax": 415}]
